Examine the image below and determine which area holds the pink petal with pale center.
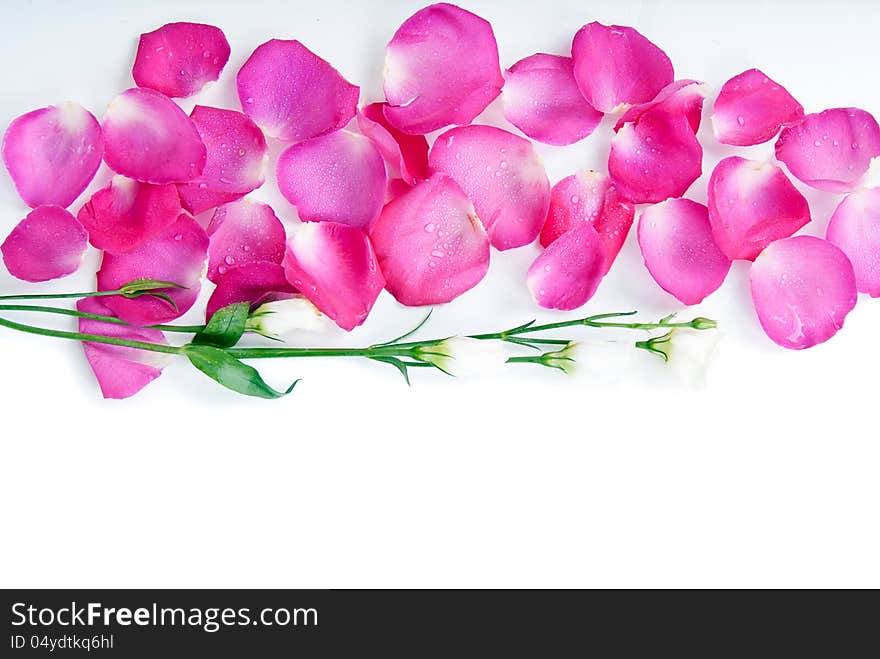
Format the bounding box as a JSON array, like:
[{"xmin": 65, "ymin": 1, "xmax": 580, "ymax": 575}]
[
  {"xmin": 750, "ymin": 236, "xmax": 856, "ymax": 350},
  {"xmin": 775, "ymin": 108, "xmax": 880, "ymax": 192},
  {"xmin": 77, "ymin": 297, "xmax": 171, "ymax": 399},
  {"xmin": 638, "ymin": 198, "xmax": 731, "ymax": 305},
  {"xmin": 712, "ymin": 68, "xmax": 804, "ymax": 146},
  {"xmin": 2, "ymin": 205, "xmax": 87, "ymax": 282},
  {"xmin": 206, "ymin": 262, "xmax": 296, "ymax": 319},
  {"xmin": 429, "ymin": 125, "xmax": 550, "ymax": 251},
  {"xmin": 614, "ymin": 79, "xmax": 707, "ymax": 133},
  {"xmin": 237, "ymin": 39, "xmax": 359, "ymax": 143},
  {"xmin": 102, "ymin": 88, "xmax": 206, "ymax": 184},
  {"xmin": 357, "ymin": 103, "xmax": 429, "ymax": 185},
  {"xmin": 371, "ymin": 174, "xmax": 489, "ymax": 305},
  {"xmin": 206, "ymin": 199, "xmax": 286, "ymax": 282},
  {"xmin": 826, "ymin": 187, "xmax": 880, "ymax": 297},
  {"xmin": 383, "ymin": 3, "xmax": 504, "ymax": 134},
  {"xmin": 282, "ymin": 222, "xmax": 384, "ymax": 331},
  {"xmin": 77, "ymin": 176, "xmax": 182, "ymax": 254},
  {"xmin": 526, "ymin": 224, "xmax": 605, "ymax": 310},
  {"xmin": 707, "ymin": 156, "xmax": 811, "ymax": 261},
  {"xmin": 571, "ymin": 22, "xmax": 673, "ymax": 114},
  {"xmin": 97, "ymin": 214, "xmax": 208, "ymax": 325},
  {"xmin": 132, "ymin": 22, "xmax": 230, "ymax": 98},
  {"xmin": 2, "ymin": 102, "xmax": 103, "ymax": 208},
  {"xmin": 277, "ymin": 130, "xmax": 387, "ymax": 230}
]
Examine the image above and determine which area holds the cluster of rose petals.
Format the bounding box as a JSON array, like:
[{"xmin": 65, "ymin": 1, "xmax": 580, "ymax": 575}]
[
  {"xmin": 207, "ymin": 262, "xmax": 296, "ymax": 319},
  {"xmin": 356, "ymin": 103, "xmax": 429, "ymax": 187}
]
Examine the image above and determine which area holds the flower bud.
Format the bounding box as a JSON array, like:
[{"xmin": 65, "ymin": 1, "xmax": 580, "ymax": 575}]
[
  {"xmin": 246, "ymin": 297, "xmax": 327, "ymax": 339},
  {"xmin": 415, "ymin": 337, "xmax": 508, "ymax": 377}
]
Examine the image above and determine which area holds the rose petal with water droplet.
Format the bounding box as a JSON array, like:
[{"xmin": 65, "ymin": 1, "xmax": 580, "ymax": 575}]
[
  {"xmin": 750, "ymin": 236, "xmax": 856, "ymax": 350},
  {"xmin": 206, "ymin": 199, "xmax": 286, "ymax": 282},
  {"xmin": 826, "ymin": 187, "xmax": 880, "ymax": 296},
  {"xmin": 614, "ymin": 79, "xmax": 707, "ymax": 133},
  {"xmin": 2, "ymin": 205, "xmax": 87, "ymax": 282},
  {"xmin": 526, "ymin": 223, "xmax": 605, "ymax": 310},
  {"xmin": 2, "ymin": 102, "xmax": 103, "ymax": 208},
  {"xmin": 206, "ymin": 261, "xmax": 296, "ymax": 319},
  {"xmin": 357, "ymin": 103, "xmax": 428, "ymax": 185}
]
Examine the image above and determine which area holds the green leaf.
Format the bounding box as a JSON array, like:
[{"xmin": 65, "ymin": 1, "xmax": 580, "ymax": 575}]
[
  {"xmin": 120, "ymin": 278, "xmax": 186, "ymax": 311},
  {"xmin": 193, "ymin": 302, "xmax": 249, "ymax": 348},
  {"xmin": 184, "ymin": 344, "xmax": 298, "ymax": 399},
  {"xmin": 370, "ymin": 356, "xmax": 411, "ymax": 385}
]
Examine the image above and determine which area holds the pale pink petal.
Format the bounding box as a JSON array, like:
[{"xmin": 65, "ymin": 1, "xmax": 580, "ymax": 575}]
[
  {"xmin": 638, "ymin": 199, "xmax": 731, "ymax": 305},
  {"xmin": 206, "ymin": 199, "xmax": 286, "ymax": 281},
  {"xmin": 2, "ymin": 205, "xmax": 87, "ymax": 282},
  {"xmin": 539, "ymin": 171, "xmax": 635, "ymax": 273},
  {"xmin": 102, "ymin": 88, "xmax": 206, "ymax": 184},
  {"xmin": 357, "ymin": 103, "xmax": 429, "ymax": 185},
  {"xmin": 370, "ymin": 174, "xmax": 489, "ymax": 305},
  {"xmin": 614, "ymin": 79, "xmax": 707, "ymax": 133},
  {"xmin": 237, "ymin": 39, "xmax": 359, "ymax": 142},
  {"xmin": 282, "ymin": 222, "xmax": 384, "ymax": 331},
  {"xmin": 527, "ymin": 223, "xmax": 605, "ymax": 310},
  {"xmin": 826, "ymin": 187, "xmax": 880, "ymax": 297},
  {"xmin": 712, "ymin": 68, "xmax": 804, "ymax": 146},
  {"xmin": 97, "ymin": 214, "xmax": 208, "ymax": 325},
  {"xmin": 2, "ymin": 102, "xmax": 103, "ymax": 208},
  {"xmin": 775, "ymin": 108, "xmax": 880, "ymax": 192},
  {"xmin": 502, "ymin": 53, "xmax": 603, "ymax": 146},
  {"xmin": 77, "ymin": 176, "xmax": 182, "ymax": 254},
  {"xmin": 176, "ymin": 186, "xmax": 244, "ymax": 216},
  {"xmin": 77, "ymin": 297, "xmax": 171, "ymax": 399},
  {"xmin": 750, "ymin": 236, "xmax": 857, "ymax": 350},
  {"xmin": 132, "ymin": 22, "xmax": 230, "ymax": 98},
  {"xmin": 277, "ymin": 130, "xmax": 387, "ymax": 230},
  {"xmin": 429, "ymin": 125, "xmax": 550, "ymax": 250},
  {"xmin": 206, "ymin": 262, "xmax": 296, "ymax": 319},
  {"xmin": 707, "ymin": 156, "xmax": 811, "ymax": 261},
  {"xmin": 571, "ymin": 22, "xmax": 673, "ymax": 113},
  {"xmin": 383, "ymin": 3, "xmax": 504, "ymax": 134}
]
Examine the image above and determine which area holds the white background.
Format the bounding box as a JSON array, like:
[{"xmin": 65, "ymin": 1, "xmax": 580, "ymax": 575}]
[{"xmin": 1, "ymin": 0, "xmax": 878, "ymax": 588}]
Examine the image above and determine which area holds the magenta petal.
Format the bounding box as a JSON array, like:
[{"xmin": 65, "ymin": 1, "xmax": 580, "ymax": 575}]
[
  {"xmin": 277, "ymin": 130, "xmax": 387, "ymax": 230},
  {"xmin": 237, "ymin": 39, "xmax": 359, "ymax": 143},
  {"xmin": 638, "ymin": 199, "xmax": 731, "ymax": 305},
  {"xmin": 539, "ymin": 171, "xmax": 635, "ymax": 274},
  {"xmin": 750, "ymin": 236, "xmax": 857, "ymax": 350},
  {"xmin": 383, "ymin": 3, "xmax": 504, "ymax": 134},
  {"xmin": 712, "ymin": 69, "xmax": 804, "ymax": 146},
  {"xmin": 429, "ymin": 125, "xmax": 550, "ymax": 251},
  {"xmin": 2, "ymin": 102, "xmax": 103, "ymax": 208},
  {"xmin": 357, "ymin": 103, "xmax": 429, "ymax": 185},
  {"xmin": 206, "ymin": 262, "xmax": 296, "ymax": 319},
  {"xmin": 176, "ymin": 187, "xmax": 244, "ymax": 216},
  {"xmin": 826, "ymin": 188, "xmax": 880, "ymax": 297},
  {"xmin": 77, "ymin": 176, "xmax": 182, "ymax": 254},
  {"xmin": 97, "ymin": 214, "xmax": 208, "ymax": 325},
  {"xmin": 707, "ymin": 156, "xmax": 811, "ymax": 261},
  {"xmin": 614, "ymin": 79, "xmax": 706, "ymax": 134},
  {"xmin": 102, "ymin": 88, "xmax": 206, "ymax": 184},
  {"xmin": 206, "ymin": 199, "xmax": 286, "ymax": 282},
  {"xmin": 2, "ymin": 205, "xmax": 87, "ymax": 282},
  {"xmin": 282, "ymin": 222, "xmax": 384, "ymax": 331},
  {"xmin": 371, "ymin": 174, "xmax": 489, "ymax": 305},
  {"xmin": 502, "ymin": 53, "xmax": 603, "ymax": 146},
  {"xmin": 132, "ymin": 22, "xmax": 230, "ymax": 98},
  {"xmin": 775, "ymin": 108, "xmax": 880, "ymax": 192},
  {"xmin": 527, "ymin": 224, "xmax": 605, "ymax": 310},
  {"xmin": 571, "ymin": 22, "xmax": 673, "ymax": 114}
]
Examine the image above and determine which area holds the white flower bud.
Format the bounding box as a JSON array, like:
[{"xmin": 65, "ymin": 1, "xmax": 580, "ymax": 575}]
[
  {"xmin": 416, "ymin": 337, "xmax": 508, "ymax": 377},
  {"xmin": 246, "ymin": 297, "xmax": 327, "ymax": 339}
]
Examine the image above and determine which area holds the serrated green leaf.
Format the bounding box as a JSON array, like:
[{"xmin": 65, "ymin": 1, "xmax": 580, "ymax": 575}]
[
  {"xmin": 184, "ymin": 344, "xmax": 298, "ymax": 399},
  {"xmin": 194, "ymin": 302, "xmax": 249, "ymax": 348}
]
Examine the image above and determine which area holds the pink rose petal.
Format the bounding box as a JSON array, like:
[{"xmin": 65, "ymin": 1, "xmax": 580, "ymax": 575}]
[
  {"xmin": 77, "ymin": 297, "xmax": 171, "ymax": 399},
  {"xmin": 132, "ymin": 22, "xmax": 230, "ymax": 98},
  {"xmin": 237, "ymin": 39, "xmax": 359, "ymax": 142},
  {"xmin": 177, "ymin": 187, "xmax": 244, "ymax": 216},
  {"xmin": 707, "ymin": 156, "xmax": 811, "ymax": 261},
  {"xmin": 282, "ymin": 222, "xmax": 384, "ymax": 331},
  {"xmin": 502, "ymin": 53, "xmax": 603, "ymax": 146},
  {"xmin": 357, "ymin": 103, "xmax": 429, "ymax": 185},
  {"xmin": 277, "ymin": 130, "xmax": 387, "ymax": 230},
  {"xmin": 571, "ymin": 22, "xmax": 674, "ymax": 114},
  {"xmin": 638, "ymin": 198, "xmax": 731, "ymax": 305},
  {"xmin": 614, "ymin": 79, "xmax": 707, "ymax": 133},
  {"xmin": 750, "ymin": 236, "xmax": 857, "ymax": 350},
  {"xmin": 2, "ymin": 102, "xmax": 103, "ymax": 208},
  {"xmin": 206, "ymin": 199, "xmax": 286, "ymax": 282},
  {"xmin": 826, "ymin": 187, "xmax": 880, "ymax": 297},
  {"xmin": 539, "ymin": 171, "xmax": 635, "ymax": 274},
  {"xmin": 383, "ymin": 3, "xmax": 504, "ymax": 134},
  {"xmin": 206, "ymin": 262, "xmax": 296, "ymax": 319},
  {"xmin": 97, "ymin": 214, "xmax": 208, "ymax": 325},
  {"xmin": 102, "ymin": 87, "xmax": 206, "ymax": 184},
  {"xmin": 371, "ymin": 174, "xmax": 489, "ymax": 305},
  {"xmin": 526, "ymin": 224, "xmax": 605, "ymax": 310},
  {"xmin": 2, "ymin": 205, "xmax": 87, "ymax": 282},
  {"xmin": 429, "ymin": 125, "xmax": 550, "ymax": 251},
  {"xmin": 775, "ymin": 108, "xmax": 880, "ymax": 192},
  {"xmin": 77, "ymin": 176, "xmax": 182, "ymax": 254},
  {"xmin": 712, "ymin": 68, "xmax": 804, "ymax": 146}
]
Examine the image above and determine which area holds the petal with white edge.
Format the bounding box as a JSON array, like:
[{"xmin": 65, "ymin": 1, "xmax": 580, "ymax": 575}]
[
  {"xmin": 826, "ymin": 187, "xmax": 880, "ymax": 297},
  {"xmin": 526, "ymin": 223, "xmax": 605, "ymax": 310}
]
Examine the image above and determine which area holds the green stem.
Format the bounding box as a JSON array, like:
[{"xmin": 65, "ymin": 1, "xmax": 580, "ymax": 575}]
[
  {"xmin": 0, "ymin": 304, "xmax": 203, "ymax": 333},
  {"xmin": 469, "ymin": 312, "xmax": 705, "ymax": 341},
  {"xmin": 0, "ymin": 290, "xmax": 123, "ymax": 301},
  {"xmin": 0, "ymin": 316, "xmax": 182, "ymax": 355}
]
